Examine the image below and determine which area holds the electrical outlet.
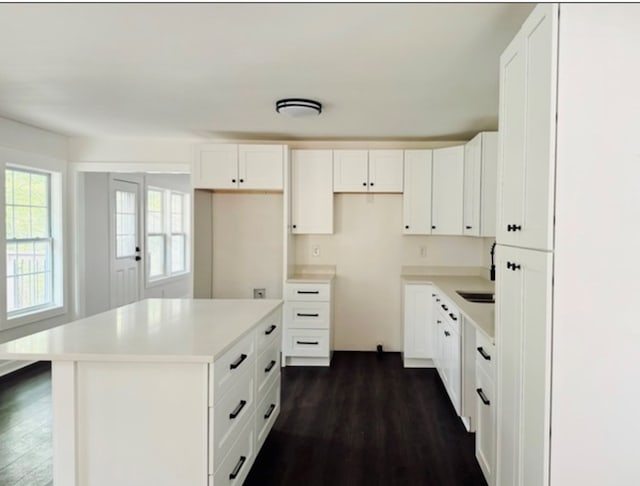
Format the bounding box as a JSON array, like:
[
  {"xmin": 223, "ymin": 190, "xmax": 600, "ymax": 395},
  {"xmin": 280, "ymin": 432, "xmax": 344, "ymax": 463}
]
[
  {"xmin": 419, "ymin": 246, "xmax": 427, "ymax": 258},
  {"xmin": 253, "ymin": 288, "xmax": 266, "ymax": 299},
  {"xmin": 312, "ymin": 245, "xmax": 320, "ymax": 257}
]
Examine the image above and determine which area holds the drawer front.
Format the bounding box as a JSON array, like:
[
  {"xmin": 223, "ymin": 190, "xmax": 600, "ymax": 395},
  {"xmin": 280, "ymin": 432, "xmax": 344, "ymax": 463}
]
[
  {"xmin": 285, "ymin": 301, "xmax": 330, "ymax": 329},
  {"xmin": 437, "ymin": 302, "xmax": 460, "ymax": 334},
  {"xmin": 256, "ymin": 307, "xmax": 282, "ymax": 355},
  {"xmin": 475, "ymin": 331, "xmax": 495, "ymax": 378},
  {"xmin": 285, "ymin": 329, "xmax": 329, "ymax": 357},
  {"xmin": 213, "ymin": 366, "xmax": 255, "ymax": 471},
  {"xmin": 257, "ymin": 340, "xmax": 280, "ymax": 400},
  {"xmin": 256, "ymin": 376, "xmax": 281, "ymax": 452},
  {"xmin": 285, "ymin": 283, "xmax": 330, "ymax": 302},
  {"xmin": 212, "ymin": 331, "xmax": 256, "ymax": 405},
  {"xmin": 213, "ymin": 414, "xmax": 255, "ymax": 486}
]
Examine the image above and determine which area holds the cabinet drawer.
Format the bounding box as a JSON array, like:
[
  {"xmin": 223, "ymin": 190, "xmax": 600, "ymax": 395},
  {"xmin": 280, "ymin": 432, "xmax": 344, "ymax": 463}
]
[
  {"xmin": 285, "ymin": 329, "xmax": 329, "ymax": 357},
  {"xmin": 285, "ymin": 301, "xmax": 330, "ymax": 329},
  {"xmin": 212, "ymin": 413, "xmax": 255, "ymax": 486},
  {"xmin": 256, "ymin": 307, "xmax": 282, "ymax": 355},
  {"xmin": 475, "ymin": 331, "xmax": 495, "ymax": 378},
  {"xmin": 437, "ymin": 301, "xmax": 460, "ymax": 334},
  {"xmin": 212, "ymin": 331, "xmax": 256, "ymax": 405},
  {"xmin": 475, "ymin": 365, "xmax": 495, "ymax": 486},
  {"xmin": 256, "ymin": 375, "xmax": 281, "ymax": 452},
  {"xmin": 257, "ymin": 341, "xmax": 280, "ymax": 401},
  {"xmin": 285, "ymin": 283, "xmax": 330, "ymax": 301},
  {"xmin": 212, "ymin": 366, "xmax": 255, "ymax": 472}
]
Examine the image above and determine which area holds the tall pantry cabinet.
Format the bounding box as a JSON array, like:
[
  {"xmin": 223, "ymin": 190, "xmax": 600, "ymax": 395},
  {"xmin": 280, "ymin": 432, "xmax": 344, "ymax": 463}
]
[{"xmin": 496, "ymin": 4, "xmax": 640, "ymax": 486}]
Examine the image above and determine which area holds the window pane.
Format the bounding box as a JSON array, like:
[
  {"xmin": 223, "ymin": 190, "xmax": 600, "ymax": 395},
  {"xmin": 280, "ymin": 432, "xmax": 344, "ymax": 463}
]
[
  {"xmin": 115, "ymin": 190, "xmax": 137, "ymax": 258},
  {"xmin": 6, "ymin": 239, "xmax": 53, "ymax": 313},
  {"xmin": 31, "ymin": 207, "xmax": 49, "ymax": 238},
  {"xmin": 171, "ymin": 235, "xmax": 185, "ymax": 273},
  {"xmin": 13, "ymin": 171, "xmax": 30, "ymax": 205},
  {"xmin": 5, "ymin": 170, "xmax": 13, "ymax": 204},
  {"xmin": 148, "ymin": 235, "xmax": 165, "ymax": 278},
  {"xmin": 148, "ymin": 190, "xmax": 162, "ymax": 212},
  {"xmin": 171, "ymin": 193, "xmax": 184, "ymax": 232},
  {"xmin": 6, "ymin": 207, "xmax": 14, "ymax": 239},
  {"xmin": 13, "ymin": 206, "xmax": 31, "ymax": 238},
  {"xmin": 30, "ymin": 174, "xmax": 48, "ymax": 207}
]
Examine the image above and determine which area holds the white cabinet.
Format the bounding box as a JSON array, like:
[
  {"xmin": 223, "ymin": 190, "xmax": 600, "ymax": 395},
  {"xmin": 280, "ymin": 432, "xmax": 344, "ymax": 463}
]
[
  {"xmin": 291, "ymin": 150, "xmax": 333, "ymax": 234},
  {"xmin": 283, "ymin": 281, "xmax": 333, "ymax": 366},
  {"xmin": 463, "ymin": 132, "xmax": 498, "ymax": 237},
  {"xmin": 402, "ymin": 150, "xmax": 433, "ymax": 234},
  {"xmin": 433, "ymin": 291, "xmax": 462, "ymax": 415},
  {"xmin": 496, "ymin": 245, "xmax": 552, "ymax": 486},
  {"xmin": 333, "ymin": 149, "xmax": 403, "ymax": 193},
  {"xmin": 193, "ymin": 144, "xmax": 284, "ymax": 190},
  {"xmin": 476, "ymin": 331, "xmax": 496, "ymax": 486},
  {"xmin": 496, "ymin": 4, "xmax": 557, "ymax": 251},
  {"xmin": 431, "ymin": 146, "xmax": 464, "ymax": 235},
  {"xmin": 402, "ymin": 283, "xmax": 434, "ymax": 367}
]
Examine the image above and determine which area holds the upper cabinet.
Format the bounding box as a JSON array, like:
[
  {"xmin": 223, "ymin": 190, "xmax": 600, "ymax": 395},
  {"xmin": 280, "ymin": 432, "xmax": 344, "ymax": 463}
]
[
  {"xmin": 432, "ymin": 146, "xmax": 464, "ymax": 235},
  {"xmin": 193, "ymin": 144, "xmax": 284, "ymax": 190},
  {"xmin": 496, "ymin": 4, "xmax": 557, "ymax": 251},
  {"xmin": 403, "ymin": 150, "xmax": 433, "ymax": 234},
  {"xmin": 463, "ymin": 132, "xmax": 498, "ymax": 237},
  {"xmin": 291, "ymin": 150, "xmax": 334, "ymax": 234},
  {"xmin": 333, "ymin": 149, "xmax": 403, "ymax": 193}
]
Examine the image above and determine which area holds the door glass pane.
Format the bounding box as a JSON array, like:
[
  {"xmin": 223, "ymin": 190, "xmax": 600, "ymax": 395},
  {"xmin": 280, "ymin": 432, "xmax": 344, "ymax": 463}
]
[{"xmin": 115, "ymin": 190, "xmax": 137, "ymax": 258}]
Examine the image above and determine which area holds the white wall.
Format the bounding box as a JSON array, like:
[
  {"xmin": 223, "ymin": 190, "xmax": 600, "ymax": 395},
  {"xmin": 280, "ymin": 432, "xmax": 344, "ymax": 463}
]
[{"xmin": 295, "ymin": 194, "xmax": 487, "ymax": 351}]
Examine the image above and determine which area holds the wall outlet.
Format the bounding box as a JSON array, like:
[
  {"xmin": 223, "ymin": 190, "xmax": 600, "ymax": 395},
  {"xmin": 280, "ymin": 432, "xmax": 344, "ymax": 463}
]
[
  {"xmin": 253, "ymin": 288, "xmax": 266, "ymax": 299},
  {"xmin": 419, "ymin": 246, "xmax": 427, "ymax": 258},
  {"xmin": 312, "ymin": 245, "xmax": 320, "ymax": 257}
]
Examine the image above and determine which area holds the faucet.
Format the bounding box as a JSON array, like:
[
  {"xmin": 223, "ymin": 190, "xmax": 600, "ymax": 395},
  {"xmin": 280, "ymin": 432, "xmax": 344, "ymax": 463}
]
[{"xmin": 490, "ymin": 241, "xmax": 497, "ymax": 281}]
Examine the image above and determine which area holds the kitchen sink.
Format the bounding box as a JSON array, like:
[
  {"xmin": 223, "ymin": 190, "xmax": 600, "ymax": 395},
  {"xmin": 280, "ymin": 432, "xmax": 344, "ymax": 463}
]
[{"xmin": 456, "ymin": 291, "xmax": 495, "ymax": 304}]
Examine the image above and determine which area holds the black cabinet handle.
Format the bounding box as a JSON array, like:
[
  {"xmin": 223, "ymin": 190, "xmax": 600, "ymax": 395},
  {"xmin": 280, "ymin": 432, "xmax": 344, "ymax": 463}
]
[
  {"xmin": 265, "ymin": 360, "xmax": 276, "ymax": 373},
  {"xmin": 431, "ymin": 294, "xmax": 436, "ymax": 297},
  {"xmin": 297, "ymin": 290, "xmax": 319, "ymax": 294},
  {"xmin": 297, "ymin": 313, "xmax": 319, "ymax": 317},
  {"xmin": 507, "ymin": 261, "xmax": 522, "ymax": 271},
  {"xmin": 230, "ymin": 353, "xmax": 247, "ymax": 370},
  {"xmin": 477, "ymin": 347, "xmax": 491, "ymax": 360},
  {"xmin": 239, "ymin": 178, "xmax": 244, "ymax": 183},
  {"xmin": 292, "ymin": 224, "xmax": 297, "ymax": 229},
  {"xmin": 435, "ymin": 298, "xmax": 441, "ymax": 302},
  {"xmin": 264, "ymin": 403, "xmax": 276, "ymax": 419},
  {"xmin": 370, "ymin": 182, "xmax": 374, "ymax": 186},
  {"xmin": 476, "ymin": 388, "xmax": 491, "ymax": 406},
  {"xmin": 507, "ymin": 224, "xmax": 522, "ymax": 232},
  {"xmin": 232, "ymin": 178, "xmax": 236, "ymax": 183},
  {"xmin": 362, "ymin": 182, "xmax": 367, "ymax": 186},
  {"xmin": 265, "ymin": 324, "xmax": 277, "ymax": 335},
  {"xmin": 449, "ymin": 313, "xmax": 458, "ymax": 321},
  {"xmin": 135, "ymin": 256, "xmax": 141, "ymax": 261},
  {"xmin": 229, "ymin": 399, "xmax": 247, "ymax": 419},
  {"xmin": 229, "ymin": 455, "xmax": 247, "ymax": 480},
  {"xmin": 436, "ymin": 320, "xmax": 442, "ymax": 324},
  {"xmin": 466, "ymin": 226, "xmax": 472, "ymax": 229},
  {"xmin": 431, "ymin": 225, "xmax": 436, "ymax": 229},
  {"xmin": 444, "ymin": 331, "xmax": 450, "ymax": 337},
  {"xmin": 441, "ymin": 304, "xmax": 448, "ymax": 311},
  {"xmin": 405, "ymin": 225, "xmax": 409, "ymax": 229},
  {"xmin": 297, "ymin": 340, "xmax": 319, "ymax": 345}
]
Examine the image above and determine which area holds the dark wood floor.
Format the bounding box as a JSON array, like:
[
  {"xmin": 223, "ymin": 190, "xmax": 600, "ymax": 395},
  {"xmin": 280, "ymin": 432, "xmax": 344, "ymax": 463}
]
[{"xmin": 0, "ymin": 353, "xmax": 485, "ymax": 486}]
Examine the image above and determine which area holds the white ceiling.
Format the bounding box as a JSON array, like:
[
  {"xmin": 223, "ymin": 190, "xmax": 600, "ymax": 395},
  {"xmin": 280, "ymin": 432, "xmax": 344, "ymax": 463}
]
[{"xmin": 0, "ymin": 3, "xmax": 534, "ymax": 141}]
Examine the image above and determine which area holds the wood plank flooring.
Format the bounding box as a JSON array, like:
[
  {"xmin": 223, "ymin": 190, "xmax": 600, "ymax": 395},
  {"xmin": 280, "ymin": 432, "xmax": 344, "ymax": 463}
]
[{"xmin": 0, "ymin": 353, "xmax": 486, "ymax": 486}]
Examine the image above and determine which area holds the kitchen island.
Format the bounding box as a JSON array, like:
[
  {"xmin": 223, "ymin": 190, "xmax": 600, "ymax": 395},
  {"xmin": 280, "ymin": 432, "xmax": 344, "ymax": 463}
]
[{"xmin": 0, "ymin": 298, "xmax": 283, "ymax": 486}]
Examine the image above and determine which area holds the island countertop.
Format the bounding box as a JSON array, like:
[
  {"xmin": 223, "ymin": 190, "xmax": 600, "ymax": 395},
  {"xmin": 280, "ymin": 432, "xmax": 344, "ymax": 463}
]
[{"xmin": 0, "ymin": 298, "xmax": 283, "ymax": 363}]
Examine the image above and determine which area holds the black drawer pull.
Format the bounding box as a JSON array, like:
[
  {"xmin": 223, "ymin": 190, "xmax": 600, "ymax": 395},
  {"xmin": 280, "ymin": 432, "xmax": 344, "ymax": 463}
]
[
  {"xmin": 297, "ymin": 340, "xmax": 319, "ymax": 345},
  {"xmin": 435, "ymin": 298, "xmax": 441, "ymax": 302},
  {"xmin": 436, "ymin": 320, "xmax": 442, "ymax": 324},
  {"xmin": 264, "ymin": 403, "xmax": 276, "ymax": 419},
  {"xmin": 297, "ymin": 290, "xmax": 319, "ymax": 294},
  {"xmin": 466, "ymin": 225, "xmax": 472, "ymax": 229},
  {"xmin": 265, "ymin": 360, "xmax": 276, "ymax": 373},
  {"xmin": 229, "ymin": 400, "xmax": 247, "ymax": 419},
  {"xmin": 441, "ymin": 304, "xmax": 448, "ymax": 311},
  {"xmin": 444, "ymin": 331, "xmax": 450, "ymax": 337},
  {"xmin": 477, "ymin": 347, "xmax": 491, "ymax": 360},
  {"xmin": 432, "ymin": 294, "xmax": 436, "ymax": 297},
  {"xmin": 476, "ymin": 388, "xmax": 491, "ymax": 406},
  {"xmin": 229, "ymin": 455, "xmax": 247, "ymax": 480},
  {"xmin": 297, "ymin": 313, "xmax": 319, "ymax": 317},
  {"xmin": 449, "ymin": 313, "xmax": 458, "ymax": 321},
  {"xmin": 265, "ymin": 324, "xmax": 277, "ymax": 335},
  {"xmin": 230, "ymin": 354, "xmax": 247, "ymax": 370}
]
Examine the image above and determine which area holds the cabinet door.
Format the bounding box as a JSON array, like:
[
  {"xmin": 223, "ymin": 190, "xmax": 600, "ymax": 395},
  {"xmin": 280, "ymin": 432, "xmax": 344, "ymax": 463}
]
[
  {"xmin": 497, "ymin": 4, "xmax": 557, "ymax": 250},
  {"xmin": 480, "ymin": 132, "xmax": 498, "ymax": 237},
  {"xmin": 403, "ymin": 284, "xmax": 434, "ymax": 359},
  {"xmin": 476, "ymin": 366, "xmax": 495, "ymax": 486},
  {"xmin": 193, "ymin": 144, "xmax": 238, "ymax": 189},
  {"xmin": 333, "ymin": 150, "xmax": 369, "ymax": 192},
  {"xmin": 432, "ymin": 146, "xmax": 464, "ymax": 235},
  {"xmin": 368, "ymin": 150, "xmax": 403, "ymax": 192},
  {"xmin": 403, "ymin": 150, "xmax": 433, "ymax": 234},
  {"xmin": 463, "ymin": 135, "xmax": 482, "ymax": 236},
  {"xmin": 447, "ymin": 323, "xmax": 462, "ymax": 414},
  {"xmin": 496, "ymin": 244, "xmax": 552, "ymax": 486},
  {"xmin": 291, "ymin": 150, "xmax": 333, "ymax": 234},
  {"xmin": 238, "ymin": 144, "xmax": 284, "ymax": 190}
]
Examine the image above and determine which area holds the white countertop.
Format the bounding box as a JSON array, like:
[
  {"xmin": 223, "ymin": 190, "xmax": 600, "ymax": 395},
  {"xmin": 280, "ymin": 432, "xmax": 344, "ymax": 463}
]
[
  {"xmin": 286, "ymin": 274, "xmax": 335, "ymax": 284},
  {"xmin": 287, "ymin": 264, "xmax": 336, "ymax": 284},
  {"xmin": 402, "ymin": 274, "xmax": 495, "ymax": 341},
  {"xmin": 0, "ymin": 299, "xmax": 283, "ymax": 363}
]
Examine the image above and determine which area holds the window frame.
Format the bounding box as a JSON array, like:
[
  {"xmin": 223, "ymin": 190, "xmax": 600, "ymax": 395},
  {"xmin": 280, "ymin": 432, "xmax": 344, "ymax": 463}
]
[{"xmin": 145, "ymin": 186, "xmax": 190, "ymax": 286}]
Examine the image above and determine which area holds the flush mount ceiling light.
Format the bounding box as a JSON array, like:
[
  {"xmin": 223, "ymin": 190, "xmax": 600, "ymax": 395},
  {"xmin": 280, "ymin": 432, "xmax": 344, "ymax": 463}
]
[{"xmin": 275, "ymin": 98, "xmax": 322, "ymax": 117}]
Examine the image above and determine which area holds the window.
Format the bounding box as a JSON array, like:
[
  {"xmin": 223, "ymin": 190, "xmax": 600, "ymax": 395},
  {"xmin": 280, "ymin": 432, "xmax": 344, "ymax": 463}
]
[
  {"xmin": 5, "ymin": 168, "xmax": 54, "ymax": 315},
  {"xmin": 146, "ymin": 188, "xmax": 189, "ymax": 282}
]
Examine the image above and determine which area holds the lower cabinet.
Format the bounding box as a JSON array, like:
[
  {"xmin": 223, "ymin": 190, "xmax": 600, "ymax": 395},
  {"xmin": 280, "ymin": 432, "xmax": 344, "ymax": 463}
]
[
  {"xmin": 402, "ymin": 282, "xmax": 435, "ymax": 367},
  {"xmin": 475, "ymin": 331, "xmax": 496, "ymax": 486},
  {"xmin": 283, "ymin": 281, "xmax": 333, "ymax": 366},
  {"xmin": 433, "ymin": 291, "xmax": 462, "ymax": 415}
]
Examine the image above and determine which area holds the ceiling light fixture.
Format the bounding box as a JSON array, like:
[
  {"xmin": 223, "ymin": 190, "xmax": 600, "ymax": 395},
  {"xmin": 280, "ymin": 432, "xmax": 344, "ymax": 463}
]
[{"xmin": 275, "ymin": 98, "xmax": 322, "ymax": 117}]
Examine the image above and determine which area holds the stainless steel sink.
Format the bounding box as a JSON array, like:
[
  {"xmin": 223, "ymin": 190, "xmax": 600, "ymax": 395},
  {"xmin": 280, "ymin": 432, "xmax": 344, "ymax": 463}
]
[{"xmin": 456, "ymin": 291, "xmax": 495, "ymax": 304}]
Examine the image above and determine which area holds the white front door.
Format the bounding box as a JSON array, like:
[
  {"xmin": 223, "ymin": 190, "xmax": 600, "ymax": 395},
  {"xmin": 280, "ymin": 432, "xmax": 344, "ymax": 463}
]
[{"xmin": 110, "ymin": 179, "xmax": 142, "ymax": 308}]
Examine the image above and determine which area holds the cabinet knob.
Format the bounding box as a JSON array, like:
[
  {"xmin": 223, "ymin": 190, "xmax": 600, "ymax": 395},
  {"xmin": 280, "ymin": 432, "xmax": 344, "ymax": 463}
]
[
  {"xmin": 405, "ymin": 225, "xmax": 409, "ymax": 229},
  {"xmin": 362, "ymin": 182, "xmax": 367, "ymax": 186},
  {"xmin": 431, "ymin": 225, "xmax": 436, "ymax": 229},
  {"xmin": 444, "ymin": 331, "xmax": 451, "ymax": 337},
  {"xmin": 465, "ymin": 226, "xmax": 472, "ymax": 229},
  {"xmin": 370, "ymin": 182, "xmax": 374, "ymax": 186},
  {"xmin": 292, "ymin": 224, "xmax": 297, "ymax": 229},
  {"xmin": 239, "ymin": 178, "xmax": 244, "ymax": 183},
  {"xmin": 232, "ymin": 178, "xmax": 236, "ymax": 183}
]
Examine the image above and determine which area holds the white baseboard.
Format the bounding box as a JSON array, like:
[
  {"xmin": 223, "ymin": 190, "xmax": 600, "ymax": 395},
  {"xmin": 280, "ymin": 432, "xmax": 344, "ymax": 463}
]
[{"xmin": 0, "ymin": 360, "xmax": 36, "ymax": 377}]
